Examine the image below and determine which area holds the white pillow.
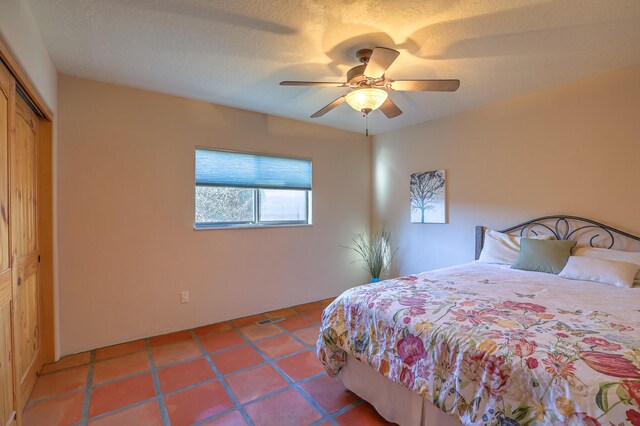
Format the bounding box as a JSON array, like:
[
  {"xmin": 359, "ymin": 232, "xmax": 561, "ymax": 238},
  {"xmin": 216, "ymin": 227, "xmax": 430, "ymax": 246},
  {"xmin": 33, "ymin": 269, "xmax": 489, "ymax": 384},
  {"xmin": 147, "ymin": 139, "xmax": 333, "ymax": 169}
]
[
  {"xmin": 478, "ymin": 229, "xmax": 552, "ymax": 265},
  {"xmin": 559, "ymin": 256, "xmax": 639, "ymax": 288},
  {"xmin": 573, "ymin": 247, "xmax": 640, "ymax": 284}
]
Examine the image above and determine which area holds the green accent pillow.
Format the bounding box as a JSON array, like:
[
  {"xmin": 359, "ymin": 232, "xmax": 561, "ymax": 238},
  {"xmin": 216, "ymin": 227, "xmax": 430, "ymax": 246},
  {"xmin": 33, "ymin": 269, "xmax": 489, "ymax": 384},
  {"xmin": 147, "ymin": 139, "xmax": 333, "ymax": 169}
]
[{"xmin": 511, "ymin": 238, "xmax": 577, "ymax": 274}]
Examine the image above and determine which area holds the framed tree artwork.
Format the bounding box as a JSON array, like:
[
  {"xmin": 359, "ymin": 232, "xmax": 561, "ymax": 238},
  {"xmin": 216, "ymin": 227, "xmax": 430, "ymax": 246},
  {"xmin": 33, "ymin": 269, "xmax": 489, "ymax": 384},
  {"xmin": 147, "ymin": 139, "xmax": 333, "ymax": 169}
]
[{"xmin": 410, "ymin": 170, "xmax": 446, "ymax": 223}]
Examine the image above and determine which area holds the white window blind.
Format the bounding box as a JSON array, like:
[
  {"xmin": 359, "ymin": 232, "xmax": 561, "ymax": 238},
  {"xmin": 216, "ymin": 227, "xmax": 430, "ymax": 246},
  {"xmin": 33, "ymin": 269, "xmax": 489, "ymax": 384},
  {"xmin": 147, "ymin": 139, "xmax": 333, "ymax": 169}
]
[{"xmin": 195, "ymin": 149, "xmax": 312, "ymax": 190}]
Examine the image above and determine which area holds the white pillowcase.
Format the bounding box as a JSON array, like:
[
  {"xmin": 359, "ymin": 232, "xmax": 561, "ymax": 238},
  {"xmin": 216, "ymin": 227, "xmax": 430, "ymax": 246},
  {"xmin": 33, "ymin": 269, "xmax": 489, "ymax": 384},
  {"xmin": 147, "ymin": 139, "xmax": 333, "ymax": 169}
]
[
  {"xmin": 573, "ymin": 246, "xmax": 640, "ymax": 284},
  {"xmin": 559, "ymin": 256, "xmax": 639, "ymax": 288},
  {"xmin": 478, "ymin": 229, "xmax": 552, "ymax": 265}
]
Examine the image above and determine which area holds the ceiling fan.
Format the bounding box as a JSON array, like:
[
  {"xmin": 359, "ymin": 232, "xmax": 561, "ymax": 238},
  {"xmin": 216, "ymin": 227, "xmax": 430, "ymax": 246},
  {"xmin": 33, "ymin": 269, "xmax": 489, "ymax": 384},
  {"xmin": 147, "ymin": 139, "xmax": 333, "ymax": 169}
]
[{"xmin": 280, "ymin": 47, "xmax": 460, "ymax": 123}]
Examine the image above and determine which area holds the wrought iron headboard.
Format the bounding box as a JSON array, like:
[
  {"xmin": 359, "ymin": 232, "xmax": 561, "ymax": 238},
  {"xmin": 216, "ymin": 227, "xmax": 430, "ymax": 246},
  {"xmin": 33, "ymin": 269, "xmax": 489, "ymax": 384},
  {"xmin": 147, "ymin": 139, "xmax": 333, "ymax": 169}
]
[{"xmin": 475, "ymin": 215, "xmax": 640, "ymax": 260}]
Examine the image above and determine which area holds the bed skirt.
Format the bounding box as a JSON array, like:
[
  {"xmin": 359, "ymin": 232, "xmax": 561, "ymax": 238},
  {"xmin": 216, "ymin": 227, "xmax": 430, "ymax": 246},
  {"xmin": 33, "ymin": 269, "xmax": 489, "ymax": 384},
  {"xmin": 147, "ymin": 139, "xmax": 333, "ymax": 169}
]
[{"xmin": 340, "ymin": 355, "xmax": 462, "ymax": 426}]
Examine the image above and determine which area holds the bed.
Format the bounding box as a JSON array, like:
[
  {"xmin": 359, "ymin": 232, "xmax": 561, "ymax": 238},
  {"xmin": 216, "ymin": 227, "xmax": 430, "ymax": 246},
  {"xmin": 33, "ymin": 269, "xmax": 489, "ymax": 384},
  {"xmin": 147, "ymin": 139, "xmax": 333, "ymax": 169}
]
[{"xmin": 317, "ymin": 216, "xmax": 640, "ymax": 426}]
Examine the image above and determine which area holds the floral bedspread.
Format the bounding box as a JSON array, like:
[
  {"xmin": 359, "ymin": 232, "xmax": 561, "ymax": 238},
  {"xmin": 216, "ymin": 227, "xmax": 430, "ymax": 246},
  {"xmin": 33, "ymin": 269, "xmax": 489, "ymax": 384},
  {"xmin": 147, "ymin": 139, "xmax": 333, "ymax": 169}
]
[{"xmin": 317, "ymin": 262, "xmax": 640, "ymax": 426}]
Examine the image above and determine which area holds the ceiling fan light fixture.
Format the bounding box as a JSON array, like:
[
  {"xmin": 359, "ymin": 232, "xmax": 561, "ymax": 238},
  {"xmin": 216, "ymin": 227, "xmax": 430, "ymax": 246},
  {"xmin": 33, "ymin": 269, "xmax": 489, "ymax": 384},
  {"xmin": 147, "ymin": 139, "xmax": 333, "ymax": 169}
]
[{"xmin": 345, "ymin": 88, "xmax": 388, "ymax": 114}]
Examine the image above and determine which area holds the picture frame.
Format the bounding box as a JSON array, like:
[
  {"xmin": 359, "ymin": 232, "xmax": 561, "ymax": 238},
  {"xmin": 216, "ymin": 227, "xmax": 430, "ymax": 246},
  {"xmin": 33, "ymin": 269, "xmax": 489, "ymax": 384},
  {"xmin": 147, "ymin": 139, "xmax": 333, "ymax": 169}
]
[{"xmin": 410, "ymin": 170, "xmax": 446, "ymax": 224}]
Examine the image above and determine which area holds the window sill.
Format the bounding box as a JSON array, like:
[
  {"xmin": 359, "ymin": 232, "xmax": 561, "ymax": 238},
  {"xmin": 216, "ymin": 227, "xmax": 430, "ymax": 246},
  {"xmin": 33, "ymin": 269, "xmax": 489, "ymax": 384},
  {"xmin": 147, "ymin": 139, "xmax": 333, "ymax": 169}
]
[{"xmin": 193, "ymin": 223, "xmax": 313, "ymax": 231}]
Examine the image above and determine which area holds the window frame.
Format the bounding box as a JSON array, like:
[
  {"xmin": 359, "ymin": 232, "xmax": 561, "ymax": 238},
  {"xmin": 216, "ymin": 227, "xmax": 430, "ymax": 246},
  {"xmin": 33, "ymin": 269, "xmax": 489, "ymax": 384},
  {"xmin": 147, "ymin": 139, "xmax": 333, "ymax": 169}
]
[{"xmin": 194, "ymin": 147, "xmax": 313, "ymax": 230}]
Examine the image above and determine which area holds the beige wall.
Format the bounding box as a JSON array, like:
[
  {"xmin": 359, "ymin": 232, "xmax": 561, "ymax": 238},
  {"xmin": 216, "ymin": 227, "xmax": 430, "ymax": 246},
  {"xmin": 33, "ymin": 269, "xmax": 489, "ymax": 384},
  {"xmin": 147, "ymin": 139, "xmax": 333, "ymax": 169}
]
[
  {"xmin": 373, "ymin": 64, "xmax": 640, "ymax": 277},
  {"xmin": 57, "ymin": 75, "xmax": 370, "ymax": 355}
]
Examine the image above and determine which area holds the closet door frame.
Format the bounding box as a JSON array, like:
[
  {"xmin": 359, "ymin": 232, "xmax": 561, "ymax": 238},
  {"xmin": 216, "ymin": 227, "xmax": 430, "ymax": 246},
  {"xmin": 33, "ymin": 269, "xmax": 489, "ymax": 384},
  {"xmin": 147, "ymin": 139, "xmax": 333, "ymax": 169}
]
[{"xmin": 0, "ymin": 36, "xmax": 55, "ymax": 369}]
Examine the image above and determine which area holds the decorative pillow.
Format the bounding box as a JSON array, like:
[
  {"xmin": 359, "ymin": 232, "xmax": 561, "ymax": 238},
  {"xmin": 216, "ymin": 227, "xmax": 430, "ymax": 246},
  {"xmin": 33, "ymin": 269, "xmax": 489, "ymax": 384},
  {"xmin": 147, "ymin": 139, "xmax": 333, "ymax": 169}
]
[
  {"xmin": 478, "ymin": 229, "xmax": 553, "ymax": 265},
  {"xmin": 511, "ymin": 239, "xmax": 576, "ymax": 274},
  {"xmin": 559, "ymin": 256, "xmax": 639, "ymax": 288},
  {"xmin": 573, "ymin": 247, "xmax": 640, "ymax": 284}
]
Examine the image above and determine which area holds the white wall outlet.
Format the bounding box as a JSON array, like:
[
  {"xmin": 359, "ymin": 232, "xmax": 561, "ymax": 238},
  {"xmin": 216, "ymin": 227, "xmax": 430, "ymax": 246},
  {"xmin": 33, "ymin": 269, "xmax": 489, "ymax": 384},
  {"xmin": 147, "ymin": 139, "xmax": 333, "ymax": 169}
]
[{"xmin": 180, "ymin": 291, "xmax": 189, "ymax": 304}]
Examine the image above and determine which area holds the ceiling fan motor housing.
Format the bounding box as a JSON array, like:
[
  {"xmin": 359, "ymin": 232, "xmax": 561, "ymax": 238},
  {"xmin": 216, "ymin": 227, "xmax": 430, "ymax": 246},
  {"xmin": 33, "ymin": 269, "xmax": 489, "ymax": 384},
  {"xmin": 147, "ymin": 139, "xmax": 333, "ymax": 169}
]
[
  {"xmin": 347, "ymin": 64, "xmax": 368, "ymax": 84},
  {"xmin": 348, "ymin": 49, "xmax": 381, "ymax": 86},
  {"xmin": 356, "ymin": 48, "xmax": 373, "ymax": 63}
]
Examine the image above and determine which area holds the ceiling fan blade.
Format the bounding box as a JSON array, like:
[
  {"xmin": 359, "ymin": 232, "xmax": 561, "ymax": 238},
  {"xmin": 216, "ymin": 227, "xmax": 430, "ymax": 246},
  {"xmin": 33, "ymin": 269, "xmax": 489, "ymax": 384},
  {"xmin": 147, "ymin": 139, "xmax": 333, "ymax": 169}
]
[
  {"xmin": 380, "ymin": 98, "xmax": 402, "ymax": 118},
  {"xmin": 363, "ymin": 47, "xmax": 400, "ymax": 79},
  {"xmin": 280, "ymin": 81, "xmax": 346, "ymax": 87},
  {"xmin": 310, "ymin": 96, "xmax": 346, "ymax": 118},
  {"xmin": 389, "ymin": 79, "xmax": 460, "ymax": 92}
]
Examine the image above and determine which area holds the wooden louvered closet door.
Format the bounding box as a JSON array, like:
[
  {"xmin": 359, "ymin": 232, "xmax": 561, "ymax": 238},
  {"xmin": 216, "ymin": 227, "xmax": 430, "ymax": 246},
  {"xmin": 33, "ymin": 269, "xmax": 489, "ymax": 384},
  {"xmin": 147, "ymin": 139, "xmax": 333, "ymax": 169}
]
[
  {"xmin": 11, "ymin": 94, "xmax": 41, "ymax": 409},
  {"xmin": 0, "ymin": 61, "xmax": 16, "ymax": 425}
]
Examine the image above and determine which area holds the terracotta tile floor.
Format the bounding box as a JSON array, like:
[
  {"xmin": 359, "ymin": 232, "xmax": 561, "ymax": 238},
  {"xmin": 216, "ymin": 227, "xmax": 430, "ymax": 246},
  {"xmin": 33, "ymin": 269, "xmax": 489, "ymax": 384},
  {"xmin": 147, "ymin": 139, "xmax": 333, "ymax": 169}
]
[{"xmin": 25, "ymin": 298, "xmax": 395, "ymax": 426}]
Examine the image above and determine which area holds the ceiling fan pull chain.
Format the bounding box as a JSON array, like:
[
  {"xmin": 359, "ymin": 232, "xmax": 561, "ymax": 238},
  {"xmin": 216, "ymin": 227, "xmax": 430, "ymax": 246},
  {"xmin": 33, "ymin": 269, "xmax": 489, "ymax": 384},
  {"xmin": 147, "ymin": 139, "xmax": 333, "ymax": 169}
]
[{"xmin": 365, "ymin": 113, "xmax": 369, "ymax": 136}]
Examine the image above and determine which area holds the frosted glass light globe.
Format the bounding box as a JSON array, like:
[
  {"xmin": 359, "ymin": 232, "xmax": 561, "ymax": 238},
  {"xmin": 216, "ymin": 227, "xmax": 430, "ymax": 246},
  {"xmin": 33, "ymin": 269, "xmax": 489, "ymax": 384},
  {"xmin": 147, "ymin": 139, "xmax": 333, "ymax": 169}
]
[{"xmin": 345, "ymin": 88, "xmax": 388, "ymax": 114}]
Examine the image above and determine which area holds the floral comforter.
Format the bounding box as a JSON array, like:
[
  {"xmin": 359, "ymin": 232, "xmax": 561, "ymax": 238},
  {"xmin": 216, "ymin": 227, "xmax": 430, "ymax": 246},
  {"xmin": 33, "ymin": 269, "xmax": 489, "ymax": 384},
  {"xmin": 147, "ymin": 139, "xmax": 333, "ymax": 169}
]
[{"xmin": 317, "ymin": 262, "xmax": 640, "ymax": 426}]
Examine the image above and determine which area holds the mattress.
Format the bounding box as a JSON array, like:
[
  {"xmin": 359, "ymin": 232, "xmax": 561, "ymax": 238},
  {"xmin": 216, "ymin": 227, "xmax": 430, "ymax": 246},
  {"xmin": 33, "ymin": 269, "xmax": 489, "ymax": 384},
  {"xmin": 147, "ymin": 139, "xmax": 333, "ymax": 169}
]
[{"xmin": 318, "ymin": 262, "xmax": 640, "ymax": 425}]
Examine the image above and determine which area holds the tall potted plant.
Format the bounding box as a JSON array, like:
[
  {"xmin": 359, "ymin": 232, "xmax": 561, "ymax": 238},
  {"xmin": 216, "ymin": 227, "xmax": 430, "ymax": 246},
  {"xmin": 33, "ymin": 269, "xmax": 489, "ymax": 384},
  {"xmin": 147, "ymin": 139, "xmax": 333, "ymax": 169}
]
[{"xmin": 348, "ymin": 225, "xmax": 398, "ymax": 283}]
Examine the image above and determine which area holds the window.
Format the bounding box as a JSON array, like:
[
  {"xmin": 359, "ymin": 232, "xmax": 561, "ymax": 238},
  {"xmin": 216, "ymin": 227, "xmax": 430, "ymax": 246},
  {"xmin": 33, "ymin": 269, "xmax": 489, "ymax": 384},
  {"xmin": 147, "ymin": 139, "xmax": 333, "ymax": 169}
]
[{"xmin": 195, "ymin": 148, "xmax": 312, "ymax": 228}]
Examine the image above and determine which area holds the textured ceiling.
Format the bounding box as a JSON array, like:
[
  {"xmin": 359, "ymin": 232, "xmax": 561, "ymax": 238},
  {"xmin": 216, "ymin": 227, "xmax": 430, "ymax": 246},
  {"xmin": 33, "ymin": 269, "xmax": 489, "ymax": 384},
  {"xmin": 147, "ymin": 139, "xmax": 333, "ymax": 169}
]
[{"xmin": 26, "ymin": 0, "xmax": 640, "ymax": 135}]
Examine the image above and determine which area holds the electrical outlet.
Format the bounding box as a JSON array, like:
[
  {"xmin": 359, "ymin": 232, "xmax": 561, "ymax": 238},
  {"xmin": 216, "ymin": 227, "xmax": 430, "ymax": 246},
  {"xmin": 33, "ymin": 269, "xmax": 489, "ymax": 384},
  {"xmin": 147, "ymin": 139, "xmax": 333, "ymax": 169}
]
[{"xmin": 180, "ymin": 291, "xmax": 189, "ymax": 304}]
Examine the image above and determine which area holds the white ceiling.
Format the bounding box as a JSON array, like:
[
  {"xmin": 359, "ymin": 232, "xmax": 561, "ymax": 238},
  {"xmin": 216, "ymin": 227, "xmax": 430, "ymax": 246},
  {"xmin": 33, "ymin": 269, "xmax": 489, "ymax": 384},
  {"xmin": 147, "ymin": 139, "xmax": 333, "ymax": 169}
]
[{"xmin": 26, "ymin": 0, "xmax": 640, "ymax": 135}]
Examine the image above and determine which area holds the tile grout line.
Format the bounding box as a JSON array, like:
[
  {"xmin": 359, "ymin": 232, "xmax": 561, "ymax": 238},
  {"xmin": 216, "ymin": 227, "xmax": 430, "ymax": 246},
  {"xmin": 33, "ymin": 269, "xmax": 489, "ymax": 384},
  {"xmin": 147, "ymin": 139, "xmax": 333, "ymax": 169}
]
[
  {"xmin": 38, "ymin": 337, "xmax": 207, "ymax": 377},
  {"xmin": 277, "ymin": 322, "xmax": 320, "ymax": 351},
  {"xmin": 190, "ymin": 329, "xmax": 257, "ymax": 426},
  {"xmin": 189, "ymin": 407, "xmax": 242, "ymax": 426},
  {"xmin": 25, "ymin": 388, "xmax": 84, "ymax": 408},
  {"xmin": 79, "ymin": 349, "xmax": 96, "ymax": 426},
  {"xmin": 144, "ymin": 338, "xmax": 172, "ymax": 426},
  {"xmin": 77, "ymin": 344, "xmax": 169, "ymax": 424},
  {"xmin": 190, "ymin": 377, "xmax": 327, "ymax": 425},
  {"xmin": 277, "ymin": 306, "xmax": 354, "ymax": 426},
  {"xmin": 319, "ymin": 399, "xmax": 365, "ymax": 425},
  {"xmin": 271, "ymin": 319, "xmax": 347, "ymax": 425},
  {"xmin": 229, "ymin": 319, "xmax": 336, "ymax": 424},
  {"xmin": 159, "ymin": 308, "xmax": 335, "ymax": 424},
  {"xmin": 83, "ymin": 397, "xmax": 160, "ymax": 422},
  {"xmin": 38, "ymin": 329, "xmax": 238, "ymax": 378},
  {"xmin": 181, "ymin": 319, "xmax": 329, "ymax": 425}
]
